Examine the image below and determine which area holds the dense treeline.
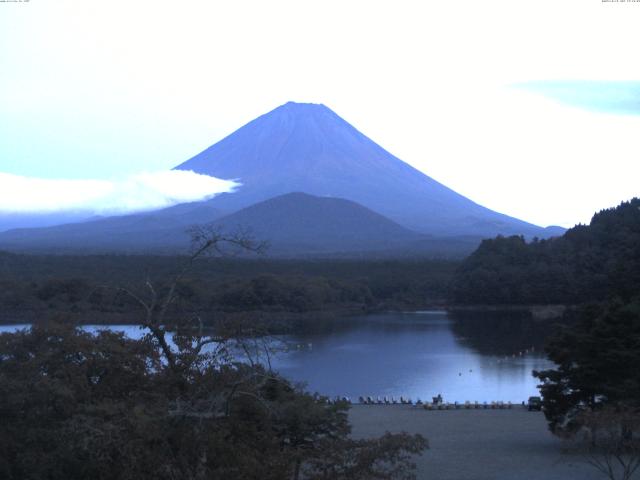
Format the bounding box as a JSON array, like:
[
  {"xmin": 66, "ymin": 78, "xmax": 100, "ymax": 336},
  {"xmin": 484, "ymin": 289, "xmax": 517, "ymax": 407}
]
[
  {"xmin": 450, "ymin": 198, "xmax": 640, "ymax": 305},
  {"xmin": 0, "ymin": 254, "xmax": 457, "ymax": 328},
  {"xmin": 534, "ymin": 300, "xmax": 640, "ymax": 433}
]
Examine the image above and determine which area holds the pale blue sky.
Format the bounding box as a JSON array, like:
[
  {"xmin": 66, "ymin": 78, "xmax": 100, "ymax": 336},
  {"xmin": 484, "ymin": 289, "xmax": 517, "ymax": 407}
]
[{"xmin": 1, "ymin": 0, "xmax": 640, "ymax": 226}]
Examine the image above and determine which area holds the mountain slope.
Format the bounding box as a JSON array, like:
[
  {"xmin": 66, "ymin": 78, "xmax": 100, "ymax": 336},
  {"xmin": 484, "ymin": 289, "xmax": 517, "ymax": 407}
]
[
  {"xmin": 0, "ymin": 203, "xmax": 226, "ymax": 253},
  {"xmin": 0, "ymin": 192, "xmax": 483, "ymax": 256},
  {"xmin": 0, "ymin": 212, "xmax": 93, "ymax": 233},
  {"xmin": 176, "ymin": 101, "xmax": 553, "ymax": 237},
  {"xmin": 212, "ymin": 192, "xmax": 422, "ymax": 254},
  {"xmin": 0, "ymin": 192, "xmax": 420, "ymax": 254}
]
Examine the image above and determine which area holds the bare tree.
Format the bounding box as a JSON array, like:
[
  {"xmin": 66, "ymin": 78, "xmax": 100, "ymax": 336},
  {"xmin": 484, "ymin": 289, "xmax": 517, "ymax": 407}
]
[
  {"xmin": 113, "ymin": 225, "xmax": 294, "ymax": 423},
  {"xmin": 577, "ymin": 405, "xmax": 640, "ymax": 480},
  {"xmin": 117, "ymin": 225, "xmax": 266, "ymax": 371}
]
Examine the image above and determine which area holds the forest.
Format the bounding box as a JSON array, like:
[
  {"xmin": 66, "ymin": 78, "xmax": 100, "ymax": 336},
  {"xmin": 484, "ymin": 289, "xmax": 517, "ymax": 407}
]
[
  {"xmin": 450, "ymin": 198, "xmax": 640, "ymax": 306},
  {"xmin": 0, "ymin": 252, "xmax": 457, "ymax": 332}
]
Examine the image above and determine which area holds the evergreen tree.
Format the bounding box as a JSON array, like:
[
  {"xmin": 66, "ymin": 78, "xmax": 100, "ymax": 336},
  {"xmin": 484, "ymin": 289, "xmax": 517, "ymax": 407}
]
[{"xmin": 534, "ymin": 301, "xmax": 640, "ymax": 433}]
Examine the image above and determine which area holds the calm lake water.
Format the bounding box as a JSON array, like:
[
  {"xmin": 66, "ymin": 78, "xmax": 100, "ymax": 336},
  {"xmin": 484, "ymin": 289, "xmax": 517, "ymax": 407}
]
[{"xmin": 0, "ymin": 311, "xmax": 554, "ymax": 403}]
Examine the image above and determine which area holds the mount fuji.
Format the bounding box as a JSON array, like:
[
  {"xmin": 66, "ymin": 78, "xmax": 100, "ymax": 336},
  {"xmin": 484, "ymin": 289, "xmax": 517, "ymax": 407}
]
[
  {"xmin": 0, "ymin": 102, "xmax": 563, "ymax": 255},
  {"xmin": 175, "ymin": 101, "xmax": 556, "ymax": 238}
]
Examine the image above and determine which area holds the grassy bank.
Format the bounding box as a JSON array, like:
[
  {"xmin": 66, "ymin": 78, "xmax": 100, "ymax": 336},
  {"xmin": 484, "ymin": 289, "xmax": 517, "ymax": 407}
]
[{"xmin": 348, "ymin": 405, "xmax": 601, "ymax": 480}]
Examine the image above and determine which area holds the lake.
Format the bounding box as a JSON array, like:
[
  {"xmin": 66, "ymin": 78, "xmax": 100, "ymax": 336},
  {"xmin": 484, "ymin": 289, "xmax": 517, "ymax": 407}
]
[{"xmin": 0, "ymin": 310, "xmax": 554, "ymax": 403}]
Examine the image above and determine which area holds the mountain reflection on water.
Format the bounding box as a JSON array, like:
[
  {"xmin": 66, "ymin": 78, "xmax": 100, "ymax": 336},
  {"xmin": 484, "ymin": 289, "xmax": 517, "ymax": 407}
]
[
  {"xmin": 0, "ymin": 310, "xmax": 556, "ymax": 403},
  {"xmin": 448, "ymin": 309, "xmax": 559, "ymax": 356},
  {"xmin": 269, "ymin": 311, "xmax": 556, "ymax": 402}
]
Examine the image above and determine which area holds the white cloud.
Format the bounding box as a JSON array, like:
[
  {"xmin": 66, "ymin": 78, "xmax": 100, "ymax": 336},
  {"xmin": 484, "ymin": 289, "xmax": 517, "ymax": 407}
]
[{"xmin": 0, "ymin": 170, "xmax": 238, "ymax": 214}]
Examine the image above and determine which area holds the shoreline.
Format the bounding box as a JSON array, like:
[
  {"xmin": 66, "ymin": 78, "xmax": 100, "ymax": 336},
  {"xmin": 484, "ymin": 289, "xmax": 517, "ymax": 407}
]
[
  {"xmin": 447, "ymin": 304, "xmax": 567, "ymax": 320},
  {"xmin": 0, "ymin": 304, "xmax": 569, "ymax": 329}
]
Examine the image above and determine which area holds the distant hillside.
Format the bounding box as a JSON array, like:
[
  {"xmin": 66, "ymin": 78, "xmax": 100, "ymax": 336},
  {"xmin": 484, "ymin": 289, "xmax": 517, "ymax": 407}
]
[
  {"xmin": 212, "ymin": 192, "xmax": 422, "ymax": 254},
  {"xmin": 0, "ymin": 193, "xmax": 481, "ymax": 257},
  {"xmin": 214, "ymin": 192, "xmax": 481, "ymax": 258},
  {"xmin": 0, "ymin": 202, "xmax": 226, "ymax": 254},
  {"xmin": 0, "ymin": 212, "xmax": 93, "ymax": 233},
  {"xmin": 450, "ymin": 198, "xmax": 640, "ymax": 305},
  {"xmin": 176, "ymin": 101, "xmax": 558, "ymax": 238}
]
